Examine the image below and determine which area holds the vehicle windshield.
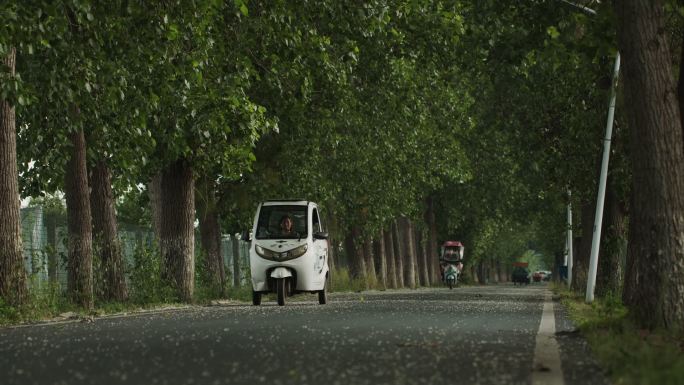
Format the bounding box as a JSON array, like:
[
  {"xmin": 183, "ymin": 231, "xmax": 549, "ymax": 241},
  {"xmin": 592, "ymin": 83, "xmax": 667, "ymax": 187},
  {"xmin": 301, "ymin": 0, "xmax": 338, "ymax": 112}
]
[
  {"xmin": 255, "ymin": 205, "xmax": 308, "ymax": 240},
  {"xmin": 442, "ymin": 246, "xmax": 463, "ymax": 259}
]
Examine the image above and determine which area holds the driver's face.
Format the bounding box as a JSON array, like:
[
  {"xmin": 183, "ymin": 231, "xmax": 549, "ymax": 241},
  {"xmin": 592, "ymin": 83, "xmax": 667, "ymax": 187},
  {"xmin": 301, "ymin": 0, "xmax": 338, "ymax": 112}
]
[{"xmin": 281, "ymin": 218, "xmax": 293, "ymax": 231}]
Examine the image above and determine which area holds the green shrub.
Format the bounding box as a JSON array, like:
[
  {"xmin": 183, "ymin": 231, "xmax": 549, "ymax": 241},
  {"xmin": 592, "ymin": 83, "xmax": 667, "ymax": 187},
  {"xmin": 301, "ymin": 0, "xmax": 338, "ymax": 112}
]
[
  {"xmin": 330, "ymin": 267, "xmax": 367, "ymax": 292},
  {"xmin": 224, "ymin": 284, "xmax": 253, "ymax": 302},
  {"xmin": 193, "ymin": 251, "xmax": 226, "ymax": 302},
  {"xmin": 0, "ymin": 298, "xmax": 20, "ymax": 325},
  {"xmin": 127, "ymin": 244, "xmax": 175, "ymax": 304},
  {"xmin": 562, "ymin": 290, "xmax": 684, "ymax": 385}
]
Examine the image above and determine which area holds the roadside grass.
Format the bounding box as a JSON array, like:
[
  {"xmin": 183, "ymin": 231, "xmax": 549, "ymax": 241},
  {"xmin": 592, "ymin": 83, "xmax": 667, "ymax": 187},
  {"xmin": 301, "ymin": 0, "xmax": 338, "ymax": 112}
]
[
  {"xmin": 0, "ymin": 268, "xmax": 359, "ymax": 326},
  {"xmin": 329, "ymin": 267, "xmax": 376, "ymax": 292},
  {"xmin": 0, "ymin": 263, "xmax": 245, "ymax": 326},
  {"xmin": 2, "ymin": 265, "xmax": 447, "ymax": 326},
  {"xmin": 0, "ymin": 284, "xmax": 190, "ymax": 327},
  {"xmin": 557, "ymin": 286, "xmax": 684, "ymax": 385}
]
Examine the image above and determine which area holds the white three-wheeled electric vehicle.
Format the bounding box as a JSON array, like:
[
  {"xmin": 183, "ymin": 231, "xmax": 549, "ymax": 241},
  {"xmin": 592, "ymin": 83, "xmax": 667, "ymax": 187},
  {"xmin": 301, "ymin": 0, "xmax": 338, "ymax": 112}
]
[{"xmin": 246, "ymin": 200, "xmax": 330, "ymax": 306}]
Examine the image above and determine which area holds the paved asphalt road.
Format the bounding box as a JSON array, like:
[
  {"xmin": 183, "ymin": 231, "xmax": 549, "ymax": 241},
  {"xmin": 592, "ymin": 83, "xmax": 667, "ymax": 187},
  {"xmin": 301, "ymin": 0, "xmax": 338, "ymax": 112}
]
[{"xmin": 1, "ymin": 285, "xmax": 608, "ymax": 385}]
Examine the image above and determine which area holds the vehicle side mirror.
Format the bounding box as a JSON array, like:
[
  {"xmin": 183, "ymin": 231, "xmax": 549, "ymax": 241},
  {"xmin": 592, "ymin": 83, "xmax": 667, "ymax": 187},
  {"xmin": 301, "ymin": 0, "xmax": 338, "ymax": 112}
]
[
  {"xmin": 313, "ymin": 231, "xmax": 328, "ymax": 240},
  {"xmin": 240, "ymin": 230, "xmax": 251, "ymax": 242}
]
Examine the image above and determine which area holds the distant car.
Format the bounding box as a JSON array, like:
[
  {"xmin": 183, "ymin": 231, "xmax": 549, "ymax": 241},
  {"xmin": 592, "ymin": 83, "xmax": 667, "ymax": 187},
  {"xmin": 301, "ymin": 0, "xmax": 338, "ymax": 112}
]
[
  {"xmin": 512, "ymin": 267, "xmax": 530, "ymax": 285},
  {"xmin": 542, "ymin": 271, "xmax": 552, "ymax": 282},
  {"xmin": 532, "ymin": 271, "xmax": 543, "ymax": 282}
]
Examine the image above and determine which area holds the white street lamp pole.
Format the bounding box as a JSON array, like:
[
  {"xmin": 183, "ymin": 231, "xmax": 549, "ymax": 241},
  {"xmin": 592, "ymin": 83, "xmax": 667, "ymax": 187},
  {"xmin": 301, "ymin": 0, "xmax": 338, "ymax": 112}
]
[
  {"xmin": 586, "ymin": 53, "xmax": 621, "ymax": 303},
  {"xmin": 556, "ymin": 0, "xmax": 621, "ymax": 303}
]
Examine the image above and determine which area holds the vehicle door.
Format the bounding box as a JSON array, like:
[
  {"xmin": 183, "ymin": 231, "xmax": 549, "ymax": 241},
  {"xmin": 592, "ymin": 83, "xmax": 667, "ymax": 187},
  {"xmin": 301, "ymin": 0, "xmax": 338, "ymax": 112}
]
[{"xmin": 311, "ymin": 206, "xmax": 327, "ymax": 275}]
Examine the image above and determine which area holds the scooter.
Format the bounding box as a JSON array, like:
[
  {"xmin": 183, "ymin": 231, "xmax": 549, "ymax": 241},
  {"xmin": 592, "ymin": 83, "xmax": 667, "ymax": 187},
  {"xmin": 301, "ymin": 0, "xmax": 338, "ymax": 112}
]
[
  {"xmin": 443, "ymin": 263, "xmax": 460, "ymax": 289},
  {"xmin": 440, "ymin": 241, "xmax": 465, "ymax": 289}
]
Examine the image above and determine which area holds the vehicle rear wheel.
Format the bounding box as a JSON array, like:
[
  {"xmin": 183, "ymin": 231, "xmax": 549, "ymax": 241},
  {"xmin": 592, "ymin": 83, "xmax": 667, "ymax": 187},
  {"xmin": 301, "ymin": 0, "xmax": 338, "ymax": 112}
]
[
  {"xmin": 252, "ymin": 290, "xmax": 261, "ymax": 306},
  {"xmin": 276, "ymin": 278, "xmax": 286, "ymax": 306}
]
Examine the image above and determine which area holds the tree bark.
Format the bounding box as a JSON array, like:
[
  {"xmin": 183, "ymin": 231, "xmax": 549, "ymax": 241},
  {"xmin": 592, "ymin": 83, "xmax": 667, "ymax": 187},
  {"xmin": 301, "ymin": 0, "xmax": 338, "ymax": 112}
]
[
  {"xmin": 383, "ymin": 228, "xmax": 397, "ymax": 289},
  {"xmin": 373, "ymin": 231, "xmax": 387, "ymax": 290},
  {"xmin": 231, "ymin": 233, "xmax": 240, "ymax": 287},
  {"xmin": 414, "ymin": 226, "xmax": 423, "ymax": 287},
  {"xmin": 391, "ymin": 220, "xmax": 405, "ymax": 288},
  {"xmin": 425, "ymin": 196, "xmax": 440, "ymax": 284},
  {"xmin": 196, "ymin": 177, "xmax": 225, "ymax": 295},
  {"xmin": 616, "ymin": 0, "xmax": 684, "ymax": 331},
  {"xmin": 160, "ymin": 159, "xmax": 195, "ymax": 303},
  {"xmin": 490, "ymin": 259, "xmax": 499, "ymax": 283},
  {"xmin": 399, "ymin": 217, "xmax": 417, "ymax": 289},
  {"xmin": 477, "ymin": 261, "xmax": 486, "ymax": 284},
  {"xmin": 571, "ymin": 201, "xmax": 594, "ymax": 293},
  {"xmin": 363, "ymin": 237, "xmax": 377, "ymax": 288},
  {"xmin": 678, "ymin": 30, "xmax": 684, "ymax": 145},
  {"xmin": 415, "ymin": 229, "xmax": 424, "ymax": 286},
  {"xmin": 596, "ymin": 177, "xmax": 627, "ymax": 298},
  {"xmin": 148, "ymin": 173, "xmax": 162, "ymax": 246},
  {"xmin": 470, "ymin": 263, "xmax": 479, "ymax": 284},
  {"xmin": 344, "ymin": 226, "xmax": 366, "ymax": 282},
  {"xmin": 0, "ymin": 47, "xmax": 27, "ymax": 306},
  {"xmin": 417, "ymin": 229, "xmax": 430, "ymax": 286},
  {"xmin": 65, "ymin": 129, "xmax": 94, "ymax": 309},
  {"xmin": 90, "ymin": 161, "xmax": 128, "ymax": 302}
]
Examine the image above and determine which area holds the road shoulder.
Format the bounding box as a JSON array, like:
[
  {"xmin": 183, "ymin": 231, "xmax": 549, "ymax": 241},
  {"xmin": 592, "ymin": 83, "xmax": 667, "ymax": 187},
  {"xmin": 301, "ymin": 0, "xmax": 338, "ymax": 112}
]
[{"xmin": 554, "ymin": 296, "xmax": 611, "ymax": 385}]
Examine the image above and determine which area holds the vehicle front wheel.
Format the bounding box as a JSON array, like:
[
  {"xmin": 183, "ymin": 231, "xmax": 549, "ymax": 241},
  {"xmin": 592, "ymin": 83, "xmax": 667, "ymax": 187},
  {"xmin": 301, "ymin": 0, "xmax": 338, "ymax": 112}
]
[
  {"xmin": 276, "ymin": 278, "xmax": 286, "ymax": 306},
  {"xmin": 318, "ymin": 286, "xmax": 327, "ymax": 305},
  {"xmin": 252, "ymin": 290, "xmax": 261, "ymax": 306}
]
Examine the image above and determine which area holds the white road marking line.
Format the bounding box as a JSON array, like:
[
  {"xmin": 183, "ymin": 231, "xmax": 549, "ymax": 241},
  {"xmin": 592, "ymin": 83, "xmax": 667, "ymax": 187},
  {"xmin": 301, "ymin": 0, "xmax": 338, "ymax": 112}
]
[{"xmin": 532, "ymin": 291, "xmax": 565, "ymax": 385}]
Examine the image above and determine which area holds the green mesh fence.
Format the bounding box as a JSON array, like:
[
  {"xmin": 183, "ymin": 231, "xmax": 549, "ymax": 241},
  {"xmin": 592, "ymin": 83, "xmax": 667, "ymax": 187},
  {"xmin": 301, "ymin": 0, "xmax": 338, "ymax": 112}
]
[{"xmin": 19, "ymin": 206, "xmax": 250, "ymax": 288}]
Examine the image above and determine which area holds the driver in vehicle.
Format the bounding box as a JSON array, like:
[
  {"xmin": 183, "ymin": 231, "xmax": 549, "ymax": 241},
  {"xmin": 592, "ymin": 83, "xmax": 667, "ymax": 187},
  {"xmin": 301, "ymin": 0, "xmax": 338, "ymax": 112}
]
[{"xmin": 279, "ymin": 215, "xmax": 296, "ymax": 237}]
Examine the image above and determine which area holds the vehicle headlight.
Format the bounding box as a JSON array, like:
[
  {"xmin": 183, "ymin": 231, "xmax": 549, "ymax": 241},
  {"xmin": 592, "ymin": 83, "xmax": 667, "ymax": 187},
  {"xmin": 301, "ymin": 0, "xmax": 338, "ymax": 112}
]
[
  {"xmin": 289, "ymin": 244, "xmax": 308, "ymax": 259},
  {"xmin": 255, "ymin": 244, "xmax": 308, "ymax": 261},
  {"xmin": 256, "ymin": 245, "xmax": 276, "ymax": 259}
]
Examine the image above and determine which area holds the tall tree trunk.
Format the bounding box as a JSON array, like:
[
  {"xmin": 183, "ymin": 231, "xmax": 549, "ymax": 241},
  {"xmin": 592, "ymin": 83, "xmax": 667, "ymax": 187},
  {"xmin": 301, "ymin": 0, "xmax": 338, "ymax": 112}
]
[
  {"xmin": 415, "ymin": 229, "xmax": 424, "ymax": 286},
  {"xmin": 616, "ymin": 1, "xmax": 684, "ymax": 331},
  {"xmin": 425, "ymin": 196, "xmax": 440, "ymax": 284},
  {"xmin": 417, "ymin": 229, "xmax": 430, "ymax": 286},
  {"xmin": 491, "ymin": 259, "xmax": 499, "ymax": 283},
  {"xmin": 0, "ymin": 47, "xmax": 27, "ymax": 306},
  {"xmin": 400, "ymin": 217, "xmax": 417, "ymax": 289},
  {"xmin": 344, "ymin": 226, "xmax": 366, "ymax": 282},
  {"xmin": 477, "ymin": 261, "xmax": 486, "ymax": 284},
  {"xmin": 231, "ymin": 233, "xmax": 240, "ymax": 287},
  {"xmin": 470, "ymin": 264, "xmax": 479, "ymax": 284},
  {"xmin": 383, "ymin": 228, "xmax": 397, "ymax": 289},
  {"xmin": 363, "ymin": 237, "xmax": 377, "ymax": 288},
  {"xmin": 65, "ymin": 129, "xmax": 94, "ymax": 309},
  {"xmin": 90, "ymin": 161, "xmax": 127, "ymax": 302},
  {"xmin": 160, "ymin": 159, "xmax": 195, "ymax": 303},
  {"xmin": 373, "ymin": 232, "xmax": 387, "ymax": 290},
  {"xmin": 391, "ymin": 220, "xmax": 405, "ymax": 288},
  {"xmin": 596, "ymin": 177, "xmax": 627, "ymax": 298},
  {"xmin": 196, "ymin": 177, "xmax": 225, "ymax": 295},
  {"xmin": 553, "ymin": 252, "xmax": 562, "ymax": 284},
  {"xmin": 148, "ymin": 173, "xmax": 162, "ymax": 246},
  {"xmin": 46, "ymin": 213, "xmax": 58, "ymax": 284},
  {"xmin": 571, "ymin": 201, "xmax": 594, "ymax": 293},
  {"xmin": 678, "ymin": 29, "xmax": 684, "ymax": 143}
]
